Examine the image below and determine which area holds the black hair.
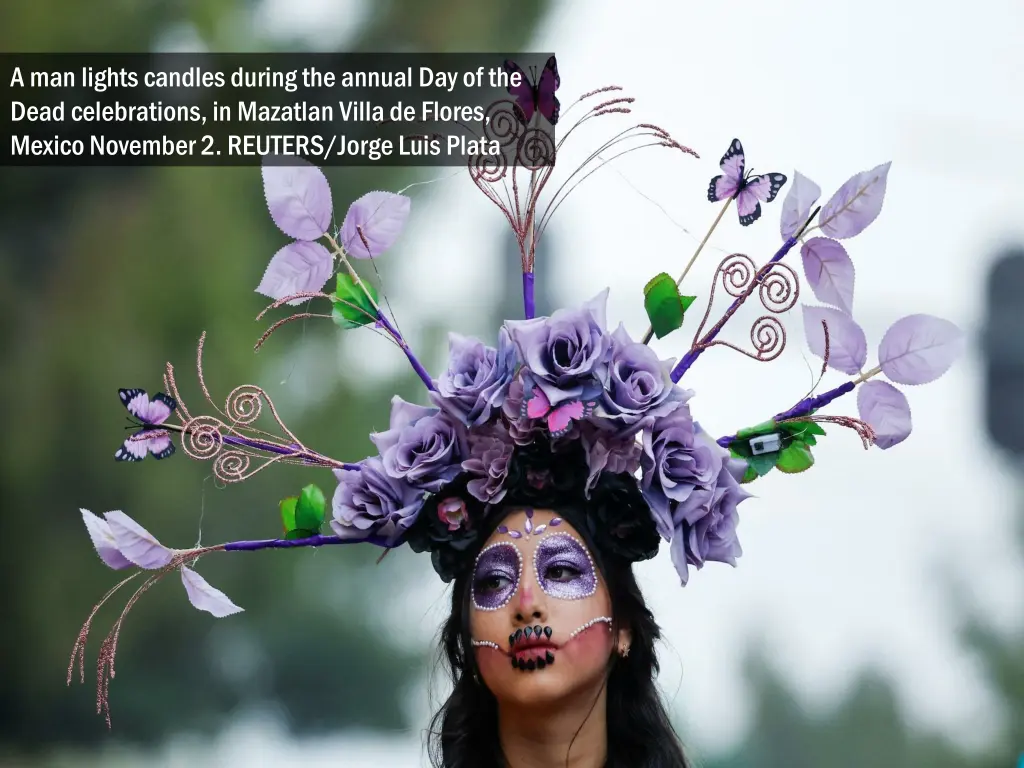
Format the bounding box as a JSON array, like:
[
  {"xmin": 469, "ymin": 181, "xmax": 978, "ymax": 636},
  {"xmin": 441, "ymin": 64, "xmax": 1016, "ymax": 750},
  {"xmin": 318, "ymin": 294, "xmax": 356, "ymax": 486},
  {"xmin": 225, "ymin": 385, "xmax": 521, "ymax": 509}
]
[{"xmin": 406, "ymin": 440, "xmax": 692, "ymax": 768}]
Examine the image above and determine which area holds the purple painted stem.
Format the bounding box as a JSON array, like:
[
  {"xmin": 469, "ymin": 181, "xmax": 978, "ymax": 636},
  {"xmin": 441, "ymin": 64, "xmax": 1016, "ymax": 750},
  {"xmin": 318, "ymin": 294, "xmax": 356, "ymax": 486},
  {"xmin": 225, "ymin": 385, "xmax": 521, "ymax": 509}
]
[
  {"xmin": 523, "ymin": 272, "xmax": 536, "ymax": 319},
  {"xmin": 670, "ymin": 236, "xmax": 799, "ymax": 383},
  {"xmin": 222, "ymin": 533, "xmax": 396, "ymax": 552},
  {"xmin": 716, "ymin": 380, "xmax": 857, "ymax": 447},
  {"xmin": 375, "ymin": 311, "xmax": 435, "ymax": 391},
  {"xmin": 205, "ymin": 434, "xmax": 358, "ymax": 470}
]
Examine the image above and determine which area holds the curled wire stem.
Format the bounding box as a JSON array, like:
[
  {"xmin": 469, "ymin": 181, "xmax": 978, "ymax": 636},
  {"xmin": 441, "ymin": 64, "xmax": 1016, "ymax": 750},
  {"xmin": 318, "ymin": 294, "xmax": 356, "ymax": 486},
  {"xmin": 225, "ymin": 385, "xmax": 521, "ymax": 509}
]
[
  {"xmin": 468, "ymin": 87, "xmax": 698, "ymax": 274},
  {"xmin": 779, "ymin": 414, "xmax": 877, "ymax": 450},
  {"xmin": 690, "ymin": 255, "xmax": 799, "ymax": 363}
]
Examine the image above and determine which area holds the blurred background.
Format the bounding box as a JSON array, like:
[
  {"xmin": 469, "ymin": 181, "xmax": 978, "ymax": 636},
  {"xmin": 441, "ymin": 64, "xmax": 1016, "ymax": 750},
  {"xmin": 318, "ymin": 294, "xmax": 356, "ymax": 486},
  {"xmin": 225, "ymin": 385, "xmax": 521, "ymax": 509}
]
[{"xmin": 1, "ymin": 0, "xmax": 1021, "ymax": 766}]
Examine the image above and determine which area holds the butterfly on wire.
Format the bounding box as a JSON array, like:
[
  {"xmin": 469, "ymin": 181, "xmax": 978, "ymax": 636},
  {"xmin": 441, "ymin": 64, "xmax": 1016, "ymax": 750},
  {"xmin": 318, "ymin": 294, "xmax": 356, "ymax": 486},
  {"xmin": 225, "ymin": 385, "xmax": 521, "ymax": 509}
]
[
  {"xmin": 707, "ymin": 138, "xmax": 787, "ymax": 226},
  {"xmin": 503, "ymin": 55, "xmax": 561, "ymax": 126},
  {"xmin": 114, "ymin": 388, "xmax": 177, "ymax": 461}
]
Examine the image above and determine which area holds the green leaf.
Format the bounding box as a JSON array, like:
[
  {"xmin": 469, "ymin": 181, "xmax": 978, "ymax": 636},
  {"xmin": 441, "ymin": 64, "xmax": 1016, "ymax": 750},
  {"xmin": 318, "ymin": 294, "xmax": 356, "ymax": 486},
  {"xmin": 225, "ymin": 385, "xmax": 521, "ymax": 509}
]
[
  {"xmin": 643, "ymin": 273, "xmax": 696, "ymax": 339},
  {"xmin": 332, "ymin": 272, "xmax": 379, "ymax": 329},
  {"xmin": 747, "ymin": 452, "xmax": 777, "ymax": 477},
  {"xmin": 729, "ymin": 440, "xmax": 753, "ymax": 459},
  {"xmin": 279, "ymin": 496, "xmax": 297, "ymax": 533},
  {"xmin": 736, "ymin": 420, "xmax": 778, "ymax": 440},
  {"xmin": 775, "ymin": 441, "xmax": 815, "ymax": 474},
  {"xmin": 294, "ymin": 483, "xmax": 326, "ymax": 530},
  {"xmin": 740, "ymin": 463, "xmax": 759, "ymax": 484},
  {"xmin": 284, "ymin": 528, "xmax": 319, "ymax": 540}
]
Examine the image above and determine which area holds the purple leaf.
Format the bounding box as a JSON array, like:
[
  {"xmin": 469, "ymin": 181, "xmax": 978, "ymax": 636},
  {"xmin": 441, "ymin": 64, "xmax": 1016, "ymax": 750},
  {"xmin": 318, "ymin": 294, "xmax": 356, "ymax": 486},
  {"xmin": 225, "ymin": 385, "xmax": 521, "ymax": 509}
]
[
  {"xmin": 180, "ymin": 566, "xmax": 244, "ymax": 618},
  {"xmin": 878, "ymin": 314, "xmax": 965, "ymax": 385},
  {"xmin": 262, "ymin": 159, "xmax": 333, "ymax": 240},
  {"xmin": 780, "ymin": 171, "xmax": 821, "ymax": 240},
  {"xmin": 802, "ymin": 304, "xmax": 867, "ymax": 375},
  {"xmin": 104, "ymin": 511, "xmax": 173, "ymax": 569},
  {"xmin": 80, "ymin": 509, "xmax": 133, "ymax": 570},
  {"xmin": 857, "ymin": 380, "xmax": 912, "ymax": 449},
  {"xmin": 341, "ymin": 191, "xmax": 411, "ymax": 259},
  {"xmin": 818, "ymin": 162, "xmax": 892, "ymax": 239},
  {"xmin": 256, "ymin": 241, "xmax": 334, "ymax": 305},
  {"xmin": 801, "ymin": 237, "xmax": 855, "ymax": 314}
]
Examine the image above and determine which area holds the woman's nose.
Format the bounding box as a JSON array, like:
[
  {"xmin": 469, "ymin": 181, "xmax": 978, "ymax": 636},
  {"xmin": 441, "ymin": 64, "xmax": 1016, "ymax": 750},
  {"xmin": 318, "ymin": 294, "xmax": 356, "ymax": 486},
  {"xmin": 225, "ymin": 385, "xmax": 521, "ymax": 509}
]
[{"xmin": 513, "ymin": 579, "xmax": 545, "ymax": 624}]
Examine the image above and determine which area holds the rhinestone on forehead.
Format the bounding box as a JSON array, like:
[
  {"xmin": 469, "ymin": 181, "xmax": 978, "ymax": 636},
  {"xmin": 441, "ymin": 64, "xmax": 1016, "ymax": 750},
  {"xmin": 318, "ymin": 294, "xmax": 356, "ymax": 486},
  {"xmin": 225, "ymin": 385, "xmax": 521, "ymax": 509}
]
[
  {"xmin": 471, "ymin": 541, "xmax": 523, "ymax": 612},
  {"xmin": 497, "ymin": 508, "xmax": 563, "ymax": 539},
  {"xmin": 534, "ymin": 531, "xmax": 598, "ymax": 601}
]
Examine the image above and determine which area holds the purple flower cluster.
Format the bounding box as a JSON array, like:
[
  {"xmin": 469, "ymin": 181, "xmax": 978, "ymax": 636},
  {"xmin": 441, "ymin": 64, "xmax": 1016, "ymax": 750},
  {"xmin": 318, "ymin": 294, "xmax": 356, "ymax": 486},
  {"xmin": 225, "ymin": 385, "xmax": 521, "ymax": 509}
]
[{"xmin": 329, "ymin": 289, "xmax": 752, "ymax": 585}]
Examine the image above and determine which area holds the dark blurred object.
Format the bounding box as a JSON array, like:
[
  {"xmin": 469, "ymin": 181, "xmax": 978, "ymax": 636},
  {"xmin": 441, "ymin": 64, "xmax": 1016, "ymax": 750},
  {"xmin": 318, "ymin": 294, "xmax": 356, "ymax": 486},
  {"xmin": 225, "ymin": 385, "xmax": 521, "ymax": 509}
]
[{"xmin": 982, "ymin": 246, "xmax": 1024, "ymax": 457}]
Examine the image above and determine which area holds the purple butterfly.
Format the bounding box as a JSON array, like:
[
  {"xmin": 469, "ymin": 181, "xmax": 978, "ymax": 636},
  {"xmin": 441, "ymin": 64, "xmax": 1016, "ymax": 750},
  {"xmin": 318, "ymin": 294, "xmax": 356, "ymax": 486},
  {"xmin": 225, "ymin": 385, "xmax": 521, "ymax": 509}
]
[
  {"xmin": 115, "ymin": 388, "xmax": 177, "ymax": 462},
  {"xmin": 504, "ymin": 55, "xmax": 560, "ymax": 126},
  {"xmin": 522, "ymin": 387, "xmax": 595, "ymax": 439},
  {"xmin": 707, "ymin": 139, "xmax": 787, "ymax": 226}
]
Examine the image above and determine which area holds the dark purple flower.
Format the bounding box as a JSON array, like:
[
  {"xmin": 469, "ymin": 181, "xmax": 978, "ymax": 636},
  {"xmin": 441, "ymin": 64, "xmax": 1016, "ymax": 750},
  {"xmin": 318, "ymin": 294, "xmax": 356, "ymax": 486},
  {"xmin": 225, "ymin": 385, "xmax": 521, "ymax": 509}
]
[
  {"xmin": 504, "ymin": 289, "xmax": 612, "ymax": 406},
  {"xmin": 579, "ymin": 423, "xmax": 642, "ymax": 497},
  {"xmin": 431, "ymin": 328, "xmax": 518, "ymax": 427},
  {"xmin": 330, "ymin": 457, "xmax": 425, "ymax": 544},
  {"xmin": 599, "ymin": 324, "xmax": 687, "ymax": 426},
  {"xmin": 668, "ymin": 432, "xmax": 750, "ymax": 585},
  {"xmin": 639, "ymin": 405, "xmax": 713, "ymax": 540},
  {"xmin": 371, "ymin": 396, "xmax": 467, "ymax": 492},
  {"xmin": 461, "ymin": 423, "xmax": 515, "ymax": 504}
]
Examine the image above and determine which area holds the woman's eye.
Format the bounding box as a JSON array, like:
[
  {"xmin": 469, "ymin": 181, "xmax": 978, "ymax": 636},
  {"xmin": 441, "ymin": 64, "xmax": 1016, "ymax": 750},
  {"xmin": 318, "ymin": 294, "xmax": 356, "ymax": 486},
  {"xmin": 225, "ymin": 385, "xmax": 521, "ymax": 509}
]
[
  {"xmin": 545, "ymin": 565, "xmax": 581, "ymax": 582},
  {"xmin": 476, "ymin": 574, "xmax": 511, "ymax": 593}
]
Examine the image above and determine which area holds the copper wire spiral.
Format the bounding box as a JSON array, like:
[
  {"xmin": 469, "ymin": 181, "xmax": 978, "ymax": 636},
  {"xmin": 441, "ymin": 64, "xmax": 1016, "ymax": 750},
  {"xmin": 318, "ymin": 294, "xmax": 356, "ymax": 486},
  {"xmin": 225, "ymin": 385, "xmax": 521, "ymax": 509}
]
[
  {"xmin": 213, "ymin": 450, "xmax": 250, "ymax": 483},
  {"xmin": 758, "ymin": 262, "xmax": 799, "ymax": 314},
  {"xmin": 225, "ymin": 384, "xmax": 263, "ymax": 426},
  {"xmin": 469, "ymin": 146, "xmax": 508, "ymax": 184},
  {"xmin": 180, "ymin": 415, "xmax": 225, "ymax": 460},
  {"xmin": 517, "ymin": 127, "xmax": 556, "ymax": 170},
  {"xmin": 482, "ymin": 99, "xmax": 525, "ymax": 148},
  {"xmin": 720, "ymin": 254, "xmax": 757, "ymax": 297}
]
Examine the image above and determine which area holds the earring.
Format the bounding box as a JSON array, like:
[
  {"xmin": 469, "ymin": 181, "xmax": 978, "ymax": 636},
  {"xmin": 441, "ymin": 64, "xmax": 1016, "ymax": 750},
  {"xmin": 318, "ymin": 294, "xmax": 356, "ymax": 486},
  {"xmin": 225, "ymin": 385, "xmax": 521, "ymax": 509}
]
[{"xmin": 619, "ymin": 645, "xmax": 630, "ymax": 658}]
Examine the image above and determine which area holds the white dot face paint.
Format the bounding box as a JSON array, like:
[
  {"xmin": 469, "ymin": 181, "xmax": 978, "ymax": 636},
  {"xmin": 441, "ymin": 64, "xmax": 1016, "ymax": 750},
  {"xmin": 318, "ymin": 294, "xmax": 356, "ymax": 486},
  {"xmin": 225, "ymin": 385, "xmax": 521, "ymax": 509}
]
[
  {"xmin": 471, "ymin": 542, "xmax": 523, "ymax": 611},
  {"xmin": 533, "ymin": 532, "xmax": 597, "ymax": 601}
]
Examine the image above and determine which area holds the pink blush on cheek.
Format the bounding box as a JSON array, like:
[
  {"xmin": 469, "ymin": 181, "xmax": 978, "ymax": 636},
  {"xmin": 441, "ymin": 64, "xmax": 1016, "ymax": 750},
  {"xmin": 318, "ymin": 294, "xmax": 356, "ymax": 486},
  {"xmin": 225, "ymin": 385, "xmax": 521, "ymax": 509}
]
[
  {"xmin": 560, "ymin": 623, "xmax": 613, "ymax": 665},
  {"xmin": 475, "ymin": 647, "xmax": 509, "ymax": 680}
]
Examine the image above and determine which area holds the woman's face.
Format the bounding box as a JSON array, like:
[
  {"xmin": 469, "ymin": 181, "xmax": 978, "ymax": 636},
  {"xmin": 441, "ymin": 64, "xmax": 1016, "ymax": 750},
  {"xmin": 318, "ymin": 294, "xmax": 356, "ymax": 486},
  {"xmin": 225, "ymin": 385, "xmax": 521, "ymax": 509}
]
[{"xmin": 468, "ymin": 508, "xmax": 626, "ymax": 708}]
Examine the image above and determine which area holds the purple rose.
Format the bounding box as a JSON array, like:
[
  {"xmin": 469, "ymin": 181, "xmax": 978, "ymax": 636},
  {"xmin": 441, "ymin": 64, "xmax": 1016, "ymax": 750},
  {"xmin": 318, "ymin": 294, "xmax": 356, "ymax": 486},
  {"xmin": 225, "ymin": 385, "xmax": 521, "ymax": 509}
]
[
  {"xmin": 600, "ymin": 324, "xmax": 689, "ymax": 427},
  {"xmin": 668, "ymin": 433, "xmax": 750, "ymax": 585},
  {"xmin": 580, "ymin": 423, "xmax": 642, "ymax": 497},
  {"xmin": 639, "ymin": 406, "xmax": 715, "ymax": 540},
  {"xmin": 461, "ymin": 423, "xmax": 515, "ymax": 504},
  {"xmin": 431, "ymin": 328, "xmax": 518, "ymax": 427},
  {"xmin": 371, "ymin": 396, "xmax": 467, "ymax": 492},
  {"xmin": 330, "ymin": 457, "xmax": 425, "ymax": 545},
  {"xmin": 502, "ymin": 377, "xmax": 543, "ymax": 445},
  {"xmin": 504, "ymin": 289, "xmax": 612, "ymax": 405}
]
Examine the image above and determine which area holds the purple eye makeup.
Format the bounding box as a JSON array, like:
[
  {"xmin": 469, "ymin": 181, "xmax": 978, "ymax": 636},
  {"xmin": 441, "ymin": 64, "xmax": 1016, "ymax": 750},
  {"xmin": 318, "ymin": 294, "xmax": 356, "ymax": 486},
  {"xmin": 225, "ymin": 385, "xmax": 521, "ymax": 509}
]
[
  {"xmin": 471, "ymin": 542, "xmax": 523, "ymax": 611},
  {"xmin": 533, "ymin": 532, "xmax": 597, "ymax": 601}
]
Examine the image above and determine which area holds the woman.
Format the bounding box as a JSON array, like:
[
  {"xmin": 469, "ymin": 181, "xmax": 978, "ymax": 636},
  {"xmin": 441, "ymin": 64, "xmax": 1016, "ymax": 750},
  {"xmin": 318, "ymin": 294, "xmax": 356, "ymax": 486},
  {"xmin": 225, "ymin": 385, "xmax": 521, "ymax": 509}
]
[
  {"xmin": 68, "ymin": 55, "xmax": 961, "ymax": 767},
  {"xmin": 409, "ymin": 442, "xmax": 691, "ymax": 767}
]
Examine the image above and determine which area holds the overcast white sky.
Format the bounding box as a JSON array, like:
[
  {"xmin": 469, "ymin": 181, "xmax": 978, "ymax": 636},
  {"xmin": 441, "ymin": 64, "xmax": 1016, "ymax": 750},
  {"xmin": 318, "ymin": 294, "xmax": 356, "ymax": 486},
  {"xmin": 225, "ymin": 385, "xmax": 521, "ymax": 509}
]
[{"xmin": 125, "ymin": 0, "xmax": 1024, "ymax": 765}]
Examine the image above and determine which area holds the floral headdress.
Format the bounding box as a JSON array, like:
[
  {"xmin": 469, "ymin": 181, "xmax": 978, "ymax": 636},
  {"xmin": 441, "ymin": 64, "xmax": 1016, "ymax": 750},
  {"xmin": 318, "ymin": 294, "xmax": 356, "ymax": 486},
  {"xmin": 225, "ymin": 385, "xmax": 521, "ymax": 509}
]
[{"xmin": 69, "ymin": 57, "xmax": 965, "ymax": 726}]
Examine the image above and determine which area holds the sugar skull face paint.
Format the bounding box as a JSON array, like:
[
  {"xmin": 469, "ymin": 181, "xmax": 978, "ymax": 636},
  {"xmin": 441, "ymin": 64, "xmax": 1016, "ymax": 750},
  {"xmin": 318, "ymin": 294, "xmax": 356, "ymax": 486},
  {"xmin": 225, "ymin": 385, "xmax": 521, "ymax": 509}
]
[
  {"xmin": 471, "ymin": 542, "xmax": 523, "ymax": 611},
  {"xmin": 468, "ymin": 508, "xmax": 623, "ymax": 709},
  {"xmin": 533, "ymin": 532, "xmax": 597, "ymax": 601}
]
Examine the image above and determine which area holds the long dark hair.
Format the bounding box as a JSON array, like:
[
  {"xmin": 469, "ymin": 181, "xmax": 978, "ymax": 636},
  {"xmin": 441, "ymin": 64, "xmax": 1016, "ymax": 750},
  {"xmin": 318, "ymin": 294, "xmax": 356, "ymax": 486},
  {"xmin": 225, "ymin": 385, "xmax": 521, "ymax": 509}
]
[{"xmin": 412, "ymin": 441, "xmax": 692, "ymax": 768}]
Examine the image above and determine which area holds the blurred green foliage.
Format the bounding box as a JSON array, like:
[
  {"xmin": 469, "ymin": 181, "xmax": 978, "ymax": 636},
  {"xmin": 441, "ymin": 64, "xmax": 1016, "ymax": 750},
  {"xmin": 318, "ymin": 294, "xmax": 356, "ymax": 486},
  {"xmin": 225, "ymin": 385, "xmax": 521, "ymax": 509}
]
[{"xmin": 0, "ymin": 0, "xmax": 549, "ymax": 752}]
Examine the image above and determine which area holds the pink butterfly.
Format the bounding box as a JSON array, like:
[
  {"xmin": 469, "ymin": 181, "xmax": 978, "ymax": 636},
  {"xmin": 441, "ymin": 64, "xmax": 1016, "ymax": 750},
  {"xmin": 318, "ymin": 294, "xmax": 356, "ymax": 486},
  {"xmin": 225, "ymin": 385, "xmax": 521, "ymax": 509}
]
[
  {"xmin": 504, "ymin": 55, "xmax": 560, "ymax": 126},
  {"xmin": 115, "ymin": 388, "xmax": 177, "ymax": 461},
  {"xmin": 707, "ymin": 139, "xmax": 787, "ymax": 226},
  {"xmin": 522, "ymin": 387, "xmax": 596, "ymax": 438}
]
